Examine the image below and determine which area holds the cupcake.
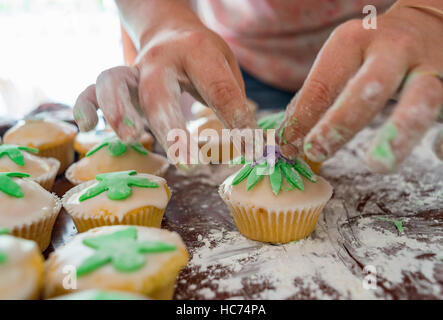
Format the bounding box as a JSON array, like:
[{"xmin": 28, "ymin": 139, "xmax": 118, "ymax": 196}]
[
  {"xmin": 188, "ymin": 101, "xmax": 257, "ymax": 164},
  {"xmin": 258, "ymin": 111, "xmax": 323, "ymax": 173},
  {"xmin": 219, "ymin": 146, "xmax": 333, "ymax": 243},
  {"xmin": 74, "ymin": 127, "xmax": 154, "ymax": 158},
  {"xmin": 0, "ymin": 144, "xmax": 60, "ymax": 190},
  {"xmin": 187, "ymin": 115, "xmax": 240, "ymax": 164},
  {"xmin": 3, "ymin": 118, "xmax": 78, "ymax": 174},
  {"xmin": 65, "ymin": 136, "xmax": 169, "ymax": 185},
  {"xmin": 44, "ymin": 225, "xmax": 189, "ymax": 299},
  {"xmin": 0, "ymin": 231, "xmax": 45, "ymax": 299},
  {"xmin": 0, "ymin": 172, "xmax": 62, "ymax": 250},
  {"xmin": 52, "ymin": 289, "xmax": 149, "ymax": 300},
  {"xmin": 63, "ymin": 170, "xmax": 171, "ymax": 232}
]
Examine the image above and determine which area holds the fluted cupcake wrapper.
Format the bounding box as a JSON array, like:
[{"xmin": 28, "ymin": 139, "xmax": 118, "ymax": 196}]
[
  {"xmin": 9, "ymin": 193, "xmax": 62, "ymax": 251},
  {"xmin": 38, "ymin": 140, "xmax": 75, "ymax": 174},
  {"xmin": 220, "ymin": 193, "xmax": 327, "ymax": 243},
  {"xmin": 69, "ymin": 206, "xmax": 165, "ymax": 233},
  {"xmin": 62, "ymin": 181, "xmax": 166, "ymax": 233},
  {"xmin": 32, "ymin": 157, "xmax": 60, "ymax": 191}
]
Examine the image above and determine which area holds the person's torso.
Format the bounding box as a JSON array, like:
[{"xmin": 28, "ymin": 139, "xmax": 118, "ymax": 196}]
[{"xmin": 194, "ymin": 0, "xmax": 394, "ymax": 91}]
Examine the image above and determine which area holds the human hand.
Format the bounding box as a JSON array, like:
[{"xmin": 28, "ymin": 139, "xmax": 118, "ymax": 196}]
[
  {"xmin": 279, "ymin": 1, "xmax": 443, "ymax": 173},
  {"xmin": 73, "ymin": 0, "xmax": 255, "ymax": 166}
]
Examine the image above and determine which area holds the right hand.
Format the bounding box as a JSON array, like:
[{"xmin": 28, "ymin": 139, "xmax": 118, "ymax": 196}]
[{"xmin": 73, "ymin": 2, "xmax": 255, "ymax": 165}]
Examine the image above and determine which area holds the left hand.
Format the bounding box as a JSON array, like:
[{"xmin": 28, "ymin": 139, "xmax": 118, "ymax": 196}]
[{"xmin": 278, "ymin": 1, "xmax": 443, "ymax": 173}]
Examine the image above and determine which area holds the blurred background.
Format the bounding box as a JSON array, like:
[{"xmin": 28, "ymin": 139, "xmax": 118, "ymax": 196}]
[{"xmin": 0, "ymin": 0, "xmax": 123, "ymax": 118}]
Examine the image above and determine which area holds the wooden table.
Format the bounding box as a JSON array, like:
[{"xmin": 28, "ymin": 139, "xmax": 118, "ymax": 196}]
[{"xmin": 47, "ymin": 110, "xmax": 443, "ymax": 300}]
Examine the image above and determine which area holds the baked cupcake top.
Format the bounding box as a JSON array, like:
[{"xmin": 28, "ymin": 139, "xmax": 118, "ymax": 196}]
[
  {"xmin": 0, "ymin": 172, "xmax": 60, "ymax": 229},
  {"xmin": 74, "ymin": 128, "xmax": 153, "ymax": 155},
  {"xmin": 3, "ymin": 118, "xmax": 77, "ymax": 149},
  {"xmin": 0, "ymin": 232, "xmax": 44, "ymax": 300},
  {"xmin": 44, "ymin": 225, "xmax": 189, "ymax": 297},
  {"xmin": 0, "ymin": 144, "xmax": 53, "ymax": 178},
  {"xmin": 220, "ymin": 146, "xmax": 333, "ymax": 210},
  {"xmin": 63, "ymin": 170, "xmax": 170, "ymax": 219},
  {"xmin": 66, "ymin": 137, "xmax": 169, "ymax": 183}
]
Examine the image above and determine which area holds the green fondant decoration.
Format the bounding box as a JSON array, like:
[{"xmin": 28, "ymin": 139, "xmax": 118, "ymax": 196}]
[
  {"xmin": 371, "ymin": 123, "xmax": 397, "ymax": 171},
  {"xmin": 0, "ymin": 144, "xmax": 39, "ymax": 166},
  {"xmin": 269, "ymin": 163, "xmax": 282, "ymax": 195},
  {"xmin": 92, "ymin": 290, "xmax": 141, "ymax": 300},
  {"xmin": 232, "ymin": 163, "xmax": 253, "ymax": 185},
  {"xmin": 0, "ymin": 251, "xmax": 6, "ymax": 264},
  {"xmin": 76, "ymin": 226, "xmax": 176, "ymax": 277},
  {"xmin": 0, "ymin": 228, "xmax": 9, "ymax": 264},
  {"xmin": 279, "ymin": 126, "xmax": 288, "ymax": 145},
  {"xmin": 122, "ymin": 117, "xmax": 134, "ymax": 128},
  {"xmin": 257, "ymin": 111, "xmax": 285, "ymax": 130},
  {"xmin": 281, "ymin": 162, "xmax": 304, "ymax": 191},
  {"xmin": 130, "ymin": 142, "xmax": 148, "ymax": 155},
  {"xmin": 230, "ymin": 156, "xmax": 246, "ymax": 166},
  {"xmin": 246, "ymin": 163, "xmax": 265, "ymax": 190},
  {"xmin": 230, "ymin": 150, "xmax": 317, "ymax": 195},
  {"xmin": 304, "ymin": 142, "xmax": 313, "ymax": 153},
  {"xmin": 376, "ymin": 217, "xmax": 404, "ymax": 234},
  {"xmin": 86, "ymin": 137, "xmax": 148, "ymax": 157},
  {"xmin": 79, "ymin": 170, "xmax": 158, "ymax": 202},
  {"xmin": 0, "ymin": 172, "xmax": 30, "ymax": 198},
  {"xmin": 293, "ymin": 158, "xmax": 317, "ymax": 183}
]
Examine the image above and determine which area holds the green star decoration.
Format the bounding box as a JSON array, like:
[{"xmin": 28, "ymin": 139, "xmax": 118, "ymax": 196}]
[
  {"xmin": 79, "ymin": 170, "xmax": 159, "ymax": 202},
  {"xmin": 0, "ymin": 172, "xmax": 30, "ymax": 198},
  {"xmin": 0, "ymin": 228, "xmax": 9, "ymax": 235},
  {"xmin": 86, "ymin": 136, "xmax": 148, "ymax": 157},
  {"xmin": 0, "ymin": 144, "xmax": 39, "ymax": 166},
  {"xmin": 76, "ymin": 226, "xmax": 177, "ymax": 277}
]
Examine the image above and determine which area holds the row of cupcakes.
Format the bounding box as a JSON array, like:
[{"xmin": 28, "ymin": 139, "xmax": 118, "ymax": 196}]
[
  {"xmin": 0, "ymin": 225, "xmax": 188, "ymax": 300},
  {"xmin": 0, "ymin": 167, "xmax": 188, "ymax": 299},
  {"xmin": 2, "ymin": 118, "xmax": 169, "ymax": 182},
  {"xmin": 0, "ymin": 118, "xmax": 189, "ymax": 300}
]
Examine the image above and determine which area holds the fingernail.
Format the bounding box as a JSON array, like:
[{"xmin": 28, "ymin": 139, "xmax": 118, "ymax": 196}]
[{"xmin": 74, "ymin": 102, "xmax": 98, "ymax": 132}]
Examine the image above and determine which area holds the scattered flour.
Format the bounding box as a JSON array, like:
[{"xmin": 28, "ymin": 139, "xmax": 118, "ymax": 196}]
[{"xmin": 183, "ymin": 123, "xmax": 442, "ymax": 300}]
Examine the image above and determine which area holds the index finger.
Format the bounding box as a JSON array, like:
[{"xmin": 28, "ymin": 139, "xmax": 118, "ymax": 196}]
[{"xmin": 185, "ymin": 49, "xmax": 256, "ymax": 130}]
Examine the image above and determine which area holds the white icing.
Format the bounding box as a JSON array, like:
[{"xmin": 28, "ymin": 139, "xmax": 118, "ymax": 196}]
[
  {"xmin": 64, "ymin": 173, "xmax": 170, "ymax": 219},
  {"xmin": 44, "ymin": 225, "xmax": 188, "ymax": 296},
  {"xmin": 0, "ymin": 235, "xmax": 42, "ymax": 299},
  {"xmin": 75, "ymin": 129, "xmax": 153, "ymax": 153},
  {"xmin": 68, "ymin": 147, "xmax": 169, "ymax": 182},
  {"xmin": 0, "ymin": 151, "xmax": 51, "ymax": 178},
  {"xmin": 4, "ymin": 119, "xmax": 77, "ymax": 148},
  {"xmin": 0, "ymin": 178, "xmax": 58, "ymax": 228},
  {"xmin": 220, "ymin": 173, "xmax": 333, "ymax": 211}
]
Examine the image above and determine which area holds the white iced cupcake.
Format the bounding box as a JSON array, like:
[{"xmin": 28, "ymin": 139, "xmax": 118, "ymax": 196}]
[
  {"xmin": 63, "ymin": 170, "xmax": 171, "ymax": 232},
  {"xmin": 0, "ymin": 144, "xmax": 59, "ymax": 190},
  {"xmin": 219, "ymin": 146, "xmax": 333, "ymax": 243},
  {"xmin": 44, "ymin": 225, "xmax": 189, "ymax": 299},
  {"xmin": 0, "ymin": 172, "xmax": 61, "ymax": 250},
  {"xmin": 0, "ymin": 232, "xmax": 45, "ymax": 299},
  {"xmin": 65, "ymin": 137, "xmax": 169, "ymax": 185}
]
